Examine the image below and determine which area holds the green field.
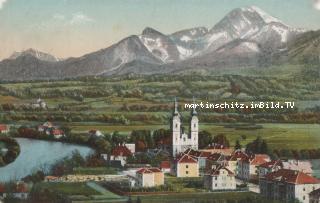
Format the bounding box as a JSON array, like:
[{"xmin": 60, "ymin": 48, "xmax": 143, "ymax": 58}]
[
  {"xmin": 136, "ymin": 192, "xmax": 281, "ymax": 203},
  {"xmin": 67, "ymin": 122, "xmax": 320, "ymax": 150},
  {"xmin": 35, "ymin": 182, "xmax": 100, "ymax": 196}
]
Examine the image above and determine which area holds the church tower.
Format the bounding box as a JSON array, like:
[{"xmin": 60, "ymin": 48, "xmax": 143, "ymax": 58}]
[
  {"xmin": 190, "ymin": 98, "xmax": 199, "ymax": 150},
  {"xmin": 172, "ymin": 98, "xmax": 181, "ymax": 156}
]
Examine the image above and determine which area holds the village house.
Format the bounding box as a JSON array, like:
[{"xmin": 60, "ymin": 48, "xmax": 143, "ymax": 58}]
[
  {"xmin": 0, "ymin": 124, "xmax": 9, "ymax": 134},
  {"xmin": 136, "ymin": 168, "xmax": 164, "ymax": 188},
  {"xmin": 205, "ymin": 153, "xmax": 227, "ymax": 171},
  {"xmin": 51, "ymin": 128, "xmax": 65, "ymax": 139},
  {"xmin": 260, "ymin": 169, "xmax": 320, "ymax": 203},
  {"xmin": 110, "ymin": 145, "xmax": 133, "ymax": 167},
  {"xmin": 172, "ymin": 153, "xmax": 199, "ymax": 177},
  {"xmin": 160, "ymin": 161, "xmax": 171, "ymax": 173},
  {"xmin": 31, "ymin": 98, "xmax": 47, "ymax": 109},
  {"xmin": 37, "ymin": 121, "xmax": 53, "ymax": 132},
  {"xmin": 238, "ymin": 154, "xmax": 270, "ymax": 181},
  {"xmin": 204, "ymin": 165, "xmax": 236, "ymax": 191},
  {"xmin": 225, "ymin": 150, "xmax": 248, "ymax": 176},
  {"xmin": 88, "ymin": 129, "xmax": 104, "ymax": 138},
  {"xmin": 258, "ymin": 159, "xmax": 313, "ymax": 178},
  {"xmin": 1, "ymin": 182, "xmax": 31, "ymax": 200},
  {"xmin": 310, "ymin": 188, "xmax": 320, "ymax": 203}
]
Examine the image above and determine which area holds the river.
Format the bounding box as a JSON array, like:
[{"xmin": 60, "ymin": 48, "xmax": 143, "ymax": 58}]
[{"xmin": 0, "ymin": 138, "xmax": 94, "ymax": 182}]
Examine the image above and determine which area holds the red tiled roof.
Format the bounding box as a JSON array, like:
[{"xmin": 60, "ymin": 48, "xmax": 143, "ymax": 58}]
[
  {"xmin": 0, "ymin": 124, "xmax": 8, "ymax": 131},
  {"xmin": 199, "ymin": 151, "xmax": 211, "ymax": 158},
  {"xmin": 136, "ymin": 167, "xmax": 162, "ymax": 174},
  {"xmin": 111, "ymin": 145, "xmax": 132, "ymax": 157},
  {"xmin": 160, "ymin": 161, "xmax": 171, "ymax": 169},
  {"xmin": 242, "ymin": 154, "xmax": 269, "ymax": 165},
  {"xmin": 259, "ymin": 160, "xmax": 282, "ymax": 169},
  {"xmin": 227, "ymin": 150, "xmax": 248, "ymax": 161},
  {"xmin": 207, "ymin": 153, "xmax": 224, "ymax": 162},
  {"xmin": 207, "ymin": 165, "xmax": 234, "ymax": 176},
  {"xmin": 52, "ymin": 129, "xmax": 64, "ymax": 135},
  {"xmin": 263, "ymin": 169, "xmax": 320, "ymax": 185},
  {"xmin": 178, "ymin": 154, "xmax": 198, "ymax": 164}
]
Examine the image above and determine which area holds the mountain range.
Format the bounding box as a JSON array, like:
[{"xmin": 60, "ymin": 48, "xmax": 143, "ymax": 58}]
[{"xmin": 0, "ymin": 6, "xmax": 319, "ymax": 81}]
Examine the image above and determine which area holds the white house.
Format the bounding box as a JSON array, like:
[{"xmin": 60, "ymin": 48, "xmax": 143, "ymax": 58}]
[
  {"xmin": 259, "ymin": 159, "xmax": 313, "ymax": 178},
  {"xmin": 238, "ymin": 154, "xmax": 270, "ymax": 181},
  {"xmin": 204, "ymin": 165, "xmax": 236, "ymax": 191},
  {"xmin": 0, "ymin": 124, "xmax": 9, "ymax": 134},
  {"xmin": 110, "ymin": 145, "xmax": 133, "ymax": 166},
  {"xmin": 260, "ymin": 169, "xmax": 320, "ymax": 203},
  {"xmin": 136, "ymin": 168, "xmax": 164, "ymax": 188}
]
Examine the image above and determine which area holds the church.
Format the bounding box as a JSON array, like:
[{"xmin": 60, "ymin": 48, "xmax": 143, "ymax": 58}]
[{"xmin": 172, "ymin": 98, "xmax": 198, "ymax": 157}]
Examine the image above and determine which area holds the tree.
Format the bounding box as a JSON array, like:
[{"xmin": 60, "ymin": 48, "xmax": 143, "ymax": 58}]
[
  {"xmin": 235, "ymin": 140, "xmax": 242, "ymax": 150},
  {"xmin": 212, "ymin": 134, "xmax": 230, "ymax": 147},
  {"xmin": 198, "ymin": 130, "xmax": 212, "ymax": 149},
  {"xmin": 246, "ymin": 136, "xmax": 269, "ymax": 154}
]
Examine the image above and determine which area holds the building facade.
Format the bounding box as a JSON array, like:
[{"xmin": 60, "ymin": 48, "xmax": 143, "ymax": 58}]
[
  {"xmin": 204, "ymin": 165, "xmax": 236, "ymax": 191},
  {"xmin": 172, "ymin": 99, "xmax": 198, "ymax": 157},
  {"xmin": 260, "ymin": 169, "xmax": 320, "ymax": 203},
  {"xmin": 136, "ymin": 168, "xmax": 164, "ymax": 188}
]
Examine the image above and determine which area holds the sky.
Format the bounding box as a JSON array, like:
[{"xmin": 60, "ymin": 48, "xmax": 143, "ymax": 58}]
[{"xmin": 0, "ymin": 0, "xmax": 320, "ymax": 60}]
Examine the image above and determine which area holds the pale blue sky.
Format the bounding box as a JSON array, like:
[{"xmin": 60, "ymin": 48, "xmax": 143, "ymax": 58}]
[{"xmin": 0, "ymin": 0, "xmax": 319, "ymax": 59}]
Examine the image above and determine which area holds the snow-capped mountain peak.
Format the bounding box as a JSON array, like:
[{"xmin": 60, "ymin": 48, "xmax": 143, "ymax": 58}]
[{"xmin": 9, "ymin": 48, "xmax": 60, "ymax": 62}]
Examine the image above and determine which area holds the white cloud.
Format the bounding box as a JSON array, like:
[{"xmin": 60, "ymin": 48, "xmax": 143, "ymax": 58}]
[
  {"xmin": 313, "ymin": 0, "xmax": 320, "ymax": 10},
  {"xmin": 0, "ymin": 0, "xmax": 7, "ymax": 10},
  {"xmin": 69, "ymin": 13, "xmax": 94, "ymax": 25}
]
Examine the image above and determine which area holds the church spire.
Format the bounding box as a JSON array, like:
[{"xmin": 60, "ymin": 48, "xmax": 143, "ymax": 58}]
[
  {"xmin": 191, "ymin": 96, "xmax": 197, "ymax": 116},
  {"xmin": 173, "ymin": 97, "xmax": 178, "ymax": 115}
]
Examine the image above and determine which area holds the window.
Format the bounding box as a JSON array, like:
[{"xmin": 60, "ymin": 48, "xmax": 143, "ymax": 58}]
[
  {"xmin": 303, "ymin": 187, "xmax": 305, "ymax": 191},
  {"xmin": 303, "ymin": 196, "xmax": 305, "ymax": 200},
  {"xmin": 215, "ymin": 184, "xmax": 217, "ymax": 187},
  {"xmin": 194, "ymin": 124, "xmax": 196, "ymax": 128},
  {"xmin": 186, "ymin": 171, "xmax": 189, "ymax": 174},
  {"xmin": 175, "ymin": 123, "xmax": 178, "ymax": 128},
  {"xmin": 186, "ymin": 165, "xmax": 189, "ymax": 168},
  {"xmin": 215, "ymin": 177, "xmax": 217, "ymax": 180}
]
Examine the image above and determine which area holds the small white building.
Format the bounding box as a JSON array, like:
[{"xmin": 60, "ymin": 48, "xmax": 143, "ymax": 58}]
[
  {"xmin": 136, "ymin": 168, "xmax": 164, "ymax": 188},
  {"xmin": 110, "ymin": 145, "xmax": 133, "ymax": 166},
  {"xmin": 124, "ymin": 143, "xmax": 135, "ymax": 154},
  {"xmin": 204, "ymin": 165, "xmax": 236, "ymax": 191},
  {"xmin": 0, "ymin": 124, "xmax": 9, "ymax": 134}
]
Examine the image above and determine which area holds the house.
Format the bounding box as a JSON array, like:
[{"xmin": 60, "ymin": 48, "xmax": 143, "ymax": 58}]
[
  {"xmin": 260, "ymin": 169, "xmax": 320, "ymax": 203},
  {"xmin": 205, "ymin": 153, "xmax": 226, "ymax": 171},
  {"xmin": 31, "ymin": 98, "xmax": 47, "ymax": 109},
  {"xmin": 1, "ymin": 182, "xmax": 31, "ymax": 200},
  {"xmin": 136, "ymin": 168, "xmax": 164, "ymax": 188},
  {"xmin": 0, "ymin": 124, "xmax": 9, "ymax": 134},
  {"xmin": 259, "ymin": 159, "xmax": 313, "ymax": 178},
  {"xmin": 37, "ymin": 121, "xmax": 54, "ymax": 134},
  {"xmin": 124, "ymin": 143, "xmax": 136, "ymax": 154},
  {"xmin": 51, "ymin": 129, "xmax": 65, "ymax": 139},
  {"xmin": 160, "ymin": 161, "xmax": 171, "ymax": 173},
  {"xmin": 110, "ymin": 145, "xmax": 132, "ymax": 167},
  {"xmin": 172, "ymin": 153, "xmax": 199, "ymax": 177},
  {"xmin": 88, "ymin": 129, "xmax": 104, "ymax": 138},
  {"xmin": 310, "ymin": 188, "xmax": 320, "ymax": 203},
  {"xmin": 204, "ymin": 165, "xmax": 236, "ymax": 191},
  {"xmin": 238, "ymin": 154, "xmax": 270, "ymax": 181},
  {"xmin": 225, "ymin": 150, "xmax": 248, "ymax": 175}
]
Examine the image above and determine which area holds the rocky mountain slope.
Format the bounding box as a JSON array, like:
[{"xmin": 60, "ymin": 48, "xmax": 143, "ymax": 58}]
[{"xmin": 0, "ymin": 6, "xmax": 317, "ymax": 81}]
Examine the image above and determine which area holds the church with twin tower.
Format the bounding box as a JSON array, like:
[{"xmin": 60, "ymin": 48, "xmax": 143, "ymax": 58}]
[{"xmin": 172, "ymin": 98, "xmax": 198, "ymax": 157}]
